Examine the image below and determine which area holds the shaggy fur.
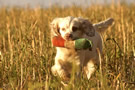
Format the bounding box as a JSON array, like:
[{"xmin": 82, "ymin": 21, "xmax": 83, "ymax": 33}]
[{"xmin": 50, "ymin": 16, "xmax": 114, "ymax": 80}]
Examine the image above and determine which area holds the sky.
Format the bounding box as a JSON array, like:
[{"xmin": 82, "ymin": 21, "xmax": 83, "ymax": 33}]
[{"xmin": 0, "ymin": 0, "xmax": 135, "ymax": 8}]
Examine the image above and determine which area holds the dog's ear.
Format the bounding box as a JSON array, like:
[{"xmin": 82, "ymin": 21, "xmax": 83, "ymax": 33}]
[
  {"xmin": 50, "ymin": 18, "xmax": 61, "ymax": 38},
  {"xmin": 93, "ymin": 18, "xmax": 114, "ymax": 33},
  {"xmin": 79, "ymin": 18, "xmax": 95, "ymax": 37}
]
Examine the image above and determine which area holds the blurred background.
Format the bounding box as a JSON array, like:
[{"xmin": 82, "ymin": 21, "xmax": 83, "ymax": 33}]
[
  {"xmin": 0, "ymin": 0, "xmax": 135, "ymax": 89},
  {"xmin": 0, "ymin": 0, "xmax": 135, "ymax": 8}
]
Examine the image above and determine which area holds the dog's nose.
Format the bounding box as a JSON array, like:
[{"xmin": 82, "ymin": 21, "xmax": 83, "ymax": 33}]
[
  {"xmin": 65, "ymin": 33, "xmax": 73, "ymax": 40},
  {"xmin": 69, "ymin": 34, "xmax": 73, "ymax": 38}
]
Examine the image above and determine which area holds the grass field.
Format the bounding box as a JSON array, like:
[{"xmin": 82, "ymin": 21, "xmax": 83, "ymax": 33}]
[{"xmin": 0, "ymin": 3, "xmax": 135, "ymax": 90}]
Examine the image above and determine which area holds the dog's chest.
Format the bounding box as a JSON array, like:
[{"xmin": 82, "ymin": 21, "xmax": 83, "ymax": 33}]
[
  {"xmin": 57, "ymin": 47, "xmax": 87, "ymax": 61},
  {"xmin": 56, "ymin": 47, "xmax": 76, "ymax": 56}
]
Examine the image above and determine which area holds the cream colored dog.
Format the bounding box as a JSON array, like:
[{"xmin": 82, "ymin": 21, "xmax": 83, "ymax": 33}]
[{"xmin": 50, "ymin": 16, "xmax": 114, "ymax": 80}]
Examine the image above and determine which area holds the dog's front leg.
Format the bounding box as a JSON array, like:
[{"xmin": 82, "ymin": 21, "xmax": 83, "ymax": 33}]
[
  {"xmin": 51, "ymin": 58, "xmax": 71, "ymax": 81},
  {"xmin": 84, "ymin": 60, "xmax": 95, "ymax": 79}
]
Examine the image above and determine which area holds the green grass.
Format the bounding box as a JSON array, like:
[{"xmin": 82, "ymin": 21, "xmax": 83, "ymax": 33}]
[{"xmin": 0, "ymin": 3, "xmax": 135, "ymax": 90}]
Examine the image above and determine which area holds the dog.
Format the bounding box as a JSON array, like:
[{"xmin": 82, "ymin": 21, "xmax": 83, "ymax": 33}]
[{"xmin": 50, "ymin": 16, "xmax": 114, "ymax": 81}]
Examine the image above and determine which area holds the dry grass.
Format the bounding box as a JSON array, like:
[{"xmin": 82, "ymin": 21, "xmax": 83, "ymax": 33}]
[{"xmin": 0, "ymin": 3, "xmax": 135, "ymax": 90}]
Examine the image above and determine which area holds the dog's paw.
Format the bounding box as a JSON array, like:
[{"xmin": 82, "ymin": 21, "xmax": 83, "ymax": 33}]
[
  {"xmin": 59, "ymin": 69, "xmax": 71, "ymax": 81},
  {"xmin": 51, "ymin": 65, "xmax": 58, "ymax": 76},
  {"xmin": 51, "ymin": 65, "xmax": 71, "ymax": 81}
]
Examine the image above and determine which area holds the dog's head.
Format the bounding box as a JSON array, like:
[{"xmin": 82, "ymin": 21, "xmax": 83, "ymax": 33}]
[{"xmin": 50, "ymin": 16, "xmax": 95, "ymax": 41}]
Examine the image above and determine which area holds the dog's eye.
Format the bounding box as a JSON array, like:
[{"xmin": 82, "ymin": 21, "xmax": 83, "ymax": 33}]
[
  {"xmin": 62, "ymin": 28, "xmax": 66, "ymax": 31},
  {"xmin": 72, "ymin": 26, "xmax": 78, "ymax": 32}
]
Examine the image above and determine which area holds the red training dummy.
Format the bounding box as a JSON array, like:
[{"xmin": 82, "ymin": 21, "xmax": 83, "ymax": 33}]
[{"xmin": 52, "ymin": 36, "xmax": 65, "ymax": 47}]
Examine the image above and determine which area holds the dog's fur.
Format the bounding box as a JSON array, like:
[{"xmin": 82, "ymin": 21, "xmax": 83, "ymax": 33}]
[{"xmin": 50, "ymin": 16, "xmax": 114, "ymax": 80}]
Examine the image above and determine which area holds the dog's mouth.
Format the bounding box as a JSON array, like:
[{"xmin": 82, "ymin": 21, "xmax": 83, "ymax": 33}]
[
  {"xmin": 65, "ymin": 36, "xmax": 79, "ymax": 41},
  {"xmin": 65, "ymin": 37, "xmax": 73, "ymax": 41},
  {"xmin": 72, "ymin": 37, "xmax": 79, "ymax": 40},
  {"xmin": 64, "ymin": 33, "xmax": 80, "ymax": 41}
]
